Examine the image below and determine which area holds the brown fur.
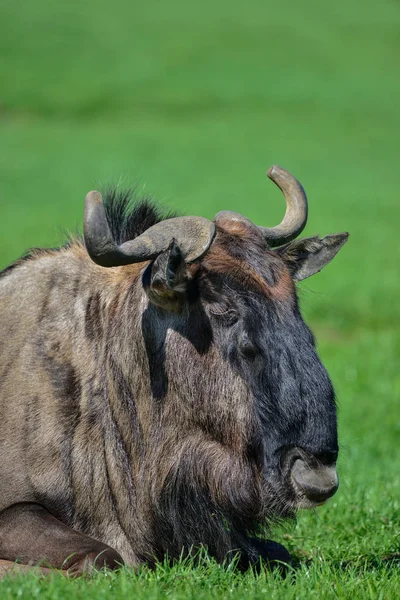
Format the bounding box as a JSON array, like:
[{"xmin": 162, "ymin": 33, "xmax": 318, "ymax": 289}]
[
  {"xmin": 0, "ymin": 214, "xmax": 345, "ymax": 574},
  {"xmin": 0, "ymin": 240, "xmax": 260, "ymax": 566},
  {"xmin": 201, "ymin": 226, "xmax": 294, "ymax": 301}
]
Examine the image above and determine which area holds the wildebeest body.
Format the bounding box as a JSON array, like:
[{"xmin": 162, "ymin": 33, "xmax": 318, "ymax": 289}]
[
  {"xmin": 0, "ymin": 242, "xmax": 259, "ymax": 565},
  {"xmin": 0, "ymin": 168, "xmax": 348, "ymax": 574}
]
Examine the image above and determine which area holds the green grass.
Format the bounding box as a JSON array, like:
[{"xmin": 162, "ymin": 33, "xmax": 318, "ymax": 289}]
[
  {"xmin": 0, "ymin": 0, "xmax": 399, "ymax": 597},
  {"xmin": 1, "ymin": 555, "xmax": 400, "ymax": 600}
]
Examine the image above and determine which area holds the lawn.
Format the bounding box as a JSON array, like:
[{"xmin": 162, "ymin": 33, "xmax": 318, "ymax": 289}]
[{"xmin": 0, "ymin": 0, "xmax": 399, "ymax": 598}]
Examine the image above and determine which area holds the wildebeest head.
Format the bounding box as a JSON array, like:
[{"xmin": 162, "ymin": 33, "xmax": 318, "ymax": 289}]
[{"xmin": 84, "ymin": 166, "xmax": 348, "ymax": 522}]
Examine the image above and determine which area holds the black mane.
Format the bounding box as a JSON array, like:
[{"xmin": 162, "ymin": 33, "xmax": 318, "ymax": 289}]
[
  {"xmin": 103, "ymin": 188, "xmax": 178, "ymax": 246},
  {"xmin": 0, "ymin": 189, "xmax": 178, "ymax": 278}
]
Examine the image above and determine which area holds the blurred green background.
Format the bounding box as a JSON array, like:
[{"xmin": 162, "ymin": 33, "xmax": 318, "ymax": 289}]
[{"xmin": 0, "ymin": 0, "xmax": 399, "ymax": 594}]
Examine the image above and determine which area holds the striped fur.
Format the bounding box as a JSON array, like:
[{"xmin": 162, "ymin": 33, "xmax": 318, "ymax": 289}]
[{"xmin": 0, "ymin": 196, "xmax": 342, "ymax": 570}]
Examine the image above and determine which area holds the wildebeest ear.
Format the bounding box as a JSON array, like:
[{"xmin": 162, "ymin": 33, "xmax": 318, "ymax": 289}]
[
  {"xmin": 275, "ymin": 233, "xmax": 349, "ymax": 282},
  {"xmin": 143, "ymin": 240, "xmax": 189, "ymax": 310}
]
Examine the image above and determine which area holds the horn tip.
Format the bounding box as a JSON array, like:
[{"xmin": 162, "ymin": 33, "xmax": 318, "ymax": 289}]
[
  {"xmin": 85, "ymin": 190, "xmax": 103, "ymax": 205},
  {"xmin": 267, "ymin": 165, "xmax": 285, "ymax": 180}
]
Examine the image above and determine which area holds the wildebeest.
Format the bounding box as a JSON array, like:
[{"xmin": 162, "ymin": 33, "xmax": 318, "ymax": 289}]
[{"xmin": 0, "ymin": 166, "xmax": 348, "ymax": 576}]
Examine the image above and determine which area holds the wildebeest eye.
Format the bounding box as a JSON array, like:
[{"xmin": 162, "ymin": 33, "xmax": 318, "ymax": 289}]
[{"xmin": 208, "ymin": 304, "xmax": 239, "ymax": 327}]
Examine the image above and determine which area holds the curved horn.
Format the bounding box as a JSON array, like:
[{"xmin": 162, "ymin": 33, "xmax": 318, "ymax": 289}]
[
  {"xmin": 259, "ymin": 165, "xmax": 308, "ymax": 247},
  {"xmin": 84, "ymin": 191, "xmax": 216, "ymax": 267},
  {"xmin": 214, "ymin": 166, "xmax": 308, "ymax": 247}
]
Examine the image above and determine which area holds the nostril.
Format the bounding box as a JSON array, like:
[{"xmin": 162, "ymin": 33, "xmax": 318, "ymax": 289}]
[
  {"xmin": 291, "ymin": 459, "xmax": 339, "ymax": 503},
  {"xmin": 300, "ymin": 484, "xmax": 337, "ymax": 504},
  {"xmin": 280, "ymin": 447, "xmax": 306, "ymax": 472}
]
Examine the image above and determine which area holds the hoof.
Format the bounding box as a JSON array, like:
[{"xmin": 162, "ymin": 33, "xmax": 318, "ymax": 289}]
[
  {"xmin": 245, "ymin": 537, "xmax": 292, "ymax": 573},
  {"xmin": 65, "ymin": 548, "xmax": 123, "ymax": 577},
  {"xmin": 262, "ymin": 539, "xmax": 292, "ymax": 568}
]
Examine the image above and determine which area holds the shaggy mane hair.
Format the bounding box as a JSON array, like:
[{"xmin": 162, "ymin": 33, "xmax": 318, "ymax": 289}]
[
  {"xmin": 0, "ymin": 188, "xmax": 179, "ymax": 278},
  {"xmin": 102, "ymin": 187, "xmax": 178, "ymax": 246}
]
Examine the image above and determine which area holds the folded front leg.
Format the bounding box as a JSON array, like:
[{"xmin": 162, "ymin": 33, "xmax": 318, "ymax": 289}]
[{"xmin": 0, "ymin": 503, "xmax": 123, "ymax": 577}]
